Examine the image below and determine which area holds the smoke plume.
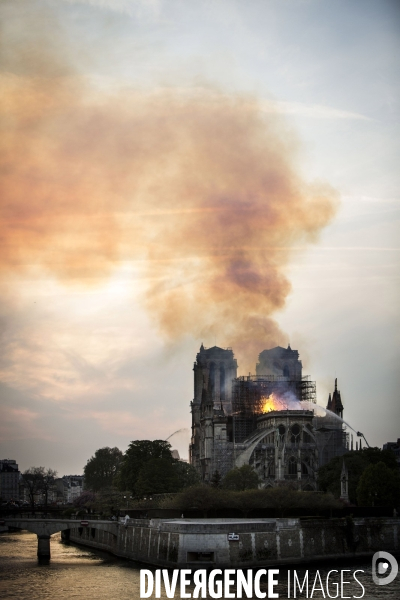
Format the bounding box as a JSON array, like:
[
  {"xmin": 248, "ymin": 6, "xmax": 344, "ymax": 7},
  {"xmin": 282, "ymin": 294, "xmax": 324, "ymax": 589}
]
[{"xmin": 0, "ymin": 3, "xmax": 339, "ymax": 369}]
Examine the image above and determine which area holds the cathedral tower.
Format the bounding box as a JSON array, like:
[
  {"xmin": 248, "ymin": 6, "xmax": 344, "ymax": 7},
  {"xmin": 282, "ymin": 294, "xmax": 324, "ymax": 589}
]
[
  {"xmin": 256, "ymin": 345, "xmax": 302, "ymax": 380},
  {"xmin": 190, "ymin": 345, "xmax": 237, "ymax": 472}
]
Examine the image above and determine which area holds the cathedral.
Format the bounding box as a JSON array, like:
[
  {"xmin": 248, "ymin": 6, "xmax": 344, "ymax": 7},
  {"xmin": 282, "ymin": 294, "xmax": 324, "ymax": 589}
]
[{"xmin": 189, "ymin": 344, "xmax": 347, "ymax": 489}]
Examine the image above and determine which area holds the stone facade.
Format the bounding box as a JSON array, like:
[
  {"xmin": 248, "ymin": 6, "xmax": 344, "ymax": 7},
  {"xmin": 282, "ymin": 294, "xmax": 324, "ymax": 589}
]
[
  {"xmin": 256, "ymin": 345, "xmax": 302, "ymax": 380},
  {"xmin": 190, "ymin": 345, "xmax": 237, "ymax": 480},
  {"xmin": 244, "ymin": 411, "xmax": 319, "ymax": 491}
]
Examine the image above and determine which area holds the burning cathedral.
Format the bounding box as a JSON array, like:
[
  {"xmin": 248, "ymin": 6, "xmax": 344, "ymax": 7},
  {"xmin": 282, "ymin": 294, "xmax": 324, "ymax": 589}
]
[{"xmin": 189, "ymin": 345, "xmax": 347, "ymax": 490}]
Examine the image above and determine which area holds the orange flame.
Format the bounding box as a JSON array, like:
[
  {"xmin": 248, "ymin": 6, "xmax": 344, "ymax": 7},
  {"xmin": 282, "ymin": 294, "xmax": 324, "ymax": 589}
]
[{"xmin": 261, "ymin": 393, "xmax": 286, "ymax": 413}]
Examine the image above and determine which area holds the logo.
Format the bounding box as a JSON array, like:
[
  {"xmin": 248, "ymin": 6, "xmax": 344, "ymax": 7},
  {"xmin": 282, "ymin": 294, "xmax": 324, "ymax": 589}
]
[{"xmin": 372, "ymin": 551, "xmax": 398, "ymax": 586}]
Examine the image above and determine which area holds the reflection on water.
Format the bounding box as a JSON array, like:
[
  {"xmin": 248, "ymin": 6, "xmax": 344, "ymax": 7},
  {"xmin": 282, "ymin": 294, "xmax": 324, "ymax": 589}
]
[
  {"xmin": 0, "ymin": 531, "xmax": 398, "ymax": 599},
  {"xmin": 0, "ymin": 531, "xmax": 141, "ymax": 600}
]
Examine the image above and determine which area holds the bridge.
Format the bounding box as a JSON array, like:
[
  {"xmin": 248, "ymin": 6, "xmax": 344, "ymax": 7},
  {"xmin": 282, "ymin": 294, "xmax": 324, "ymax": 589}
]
[{"xmin": 3, "ymin": 518, "xmax": 118, "ymax": 559}]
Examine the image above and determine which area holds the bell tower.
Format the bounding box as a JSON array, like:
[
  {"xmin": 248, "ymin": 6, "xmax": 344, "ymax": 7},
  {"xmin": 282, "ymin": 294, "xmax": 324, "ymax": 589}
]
[
  {"xmin": 189, "ymin": 344, "xmax": 237, "ymax": 469},
  {"xmin": 193, "ymin": 344, "xmax": 237, "ymax": 413}
]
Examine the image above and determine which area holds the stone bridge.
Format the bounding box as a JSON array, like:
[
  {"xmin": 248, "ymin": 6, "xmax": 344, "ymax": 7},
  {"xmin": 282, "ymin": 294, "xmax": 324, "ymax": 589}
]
[{"xmin": 4, "ymin": 518, "xmax": 118, "ymax": 559}]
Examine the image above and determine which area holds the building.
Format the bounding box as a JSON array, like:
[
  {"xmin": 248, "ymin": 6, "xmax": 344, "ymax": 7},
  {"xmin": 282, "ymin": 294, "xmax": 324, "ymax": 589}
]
[
  {"xmin": 190, "ymin": 345, "xmax": 348, "ymax": 489},
  {"xmin": 190, "ymin": 344, "xmax": 237, "ymax": 474},
  {"xmin": 0, "ymin": 459, "xmax": 20, "ymax": 501},
  {"xmin": 256, "ymin": 345, "xmax": 303, "ymax": 380},
  {"xmin": 326, "ymin": 379, "xmax": 344, "ymax": 418},
  {"xmin": 53, "ymin": 475, "xmax": 84, "ymax": 504},
  {"xmin": 63, "ymin": 475, "xmax": 84, "ymax": 503},
  {"xmin": 383, "ymin": 438, "xmax": 400, "ymax": 472},
  {"xmin": 314, "ymin": 378, "xmax": 348, "ymax": 466}
]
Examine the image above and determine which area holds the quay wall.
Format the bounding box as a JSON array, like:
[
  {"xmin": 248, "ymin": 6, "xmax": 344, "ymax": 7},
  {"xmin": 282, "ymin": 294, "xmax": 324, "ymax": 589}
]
[{"xmin": 66, "ymin": 517, "xmax": 399, "ymax": 568}]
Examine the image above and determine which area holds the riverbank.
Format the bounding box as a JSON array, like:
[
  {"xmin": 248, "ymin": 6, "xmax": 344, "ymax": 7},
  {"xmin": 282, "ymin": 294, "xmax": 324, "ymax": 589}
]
[{"xmin": 66, "ymin": 516, "xmax": 399, "ymax": 568}]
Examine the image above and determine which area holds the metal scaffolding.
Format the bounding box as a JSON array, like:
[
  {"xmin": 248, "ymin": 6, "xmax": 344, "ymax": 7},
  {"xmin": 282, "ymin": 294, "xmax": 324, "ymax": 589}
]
[
  {"xmin": 296, "ymin": 376, "xmax": 317, "ymax": 404},
  {"xmin": 232, "ymin": 375, "xmax": 316, "ymax": 416},
  {"xmin": 230, "ymin": 375, "xmax": 315, "ymax": 444}
]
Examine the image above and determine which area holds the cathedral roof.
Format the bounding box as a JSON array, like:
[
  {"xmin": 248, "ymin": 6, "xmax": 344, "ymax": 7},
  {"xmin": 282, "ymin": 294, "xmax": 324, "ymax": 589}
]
[
  {"xmin": 197, "ymin": 344, "xmax": 234, "ymax": 358},
  {"xmin": 258, "ymin": 345, "xmax": 299, "ymax": 360}
]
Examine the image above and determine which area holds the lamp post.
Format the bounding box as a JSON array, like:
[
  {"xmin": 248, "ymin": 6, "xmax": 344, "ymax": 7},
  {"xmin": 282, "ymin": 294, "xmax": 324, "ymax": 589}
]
[{"xmin": 123, "ymin": 495, "xmax": 133, "ymax": 509}]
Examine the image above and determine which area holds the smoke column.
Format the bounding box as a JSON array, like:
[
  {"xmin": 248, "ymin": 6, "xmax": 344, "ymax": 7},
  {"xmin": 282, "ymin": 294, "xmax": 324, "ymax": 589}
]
[{"xmin": 0, "ymin": 2, "xmax": 339, "ymax": 370}]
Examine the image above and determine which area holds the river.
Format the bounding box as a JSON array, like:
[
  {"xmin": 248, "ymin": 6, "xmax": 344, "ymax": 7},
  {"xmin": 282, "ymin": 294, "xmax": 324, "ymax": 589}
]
[{"xmin": 0, "ymin": 530, "xmax": 398, "ymax": 599}]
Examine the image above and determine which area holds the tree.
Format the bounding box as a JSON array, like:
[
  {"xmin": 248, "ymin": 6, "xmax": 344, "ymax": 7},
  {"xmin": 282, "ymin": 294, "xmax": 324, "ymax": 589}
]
[
  {"xmin": 84, "ymin": 447, "xmax": 123, "ymax": 492},
  {"xmin": 317, "ymin": 448, "xmax": 398, "ymax": 503},
  {"xmin": 92, "ymin": 487, "xmax": 126, "ymax": 517},
  {"xmin": 117, "ymin": 440, "xmax": 174, "ymax": 494},
  {"xmin": 21, "ymin": 467, "xmax": 57, "ymax": 509},
  {"xmin": 22, "ymin": 467, "xmax": 45, "ymax": 510},
  {"xmin": 210, "ymin": 470, "xmax": 222, "ymax": 488},
  {"xmin": 229, "ymin": 489, "xmax": 267, "ymax": 516},
  {"xmin": 357, "ymin": 462, "xmax": 400, "ymax": 507},
  {"xmin": 166, "ymin": 484, "xmax": 228, "ymax": 517},
  {"xmin": 41, "ymin": 468, "xmax": 57, "ymax": 509},
  {"xmin": 263, "ymin": 486, "xmax": 301, "ymax": 517},
  {"xmin": 135, "ymin": 458, "xmax": 180, "ymax": 497},
  {"xmin": 222, "ymin": 465, "xmax": 259, "ymax": 491},
  {"xmin": 298, "ymin": 491, "xmax": 342, "ymax": 513},
  {"xmin": 73, "ymin": 490, "xmax": 97, "ymax": 510},
  {"xmin": 173, "ymin": 461, "xmax": 200, "ymax": 490}
]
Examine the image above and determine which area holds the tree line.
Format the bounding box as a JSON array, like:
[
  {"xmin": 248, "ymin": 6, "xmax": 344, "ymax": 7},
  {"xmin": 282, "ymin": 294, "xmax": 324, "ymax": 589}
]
[
  {"xmin": 84, "ymin": 441, "xmax": 400, "ymax": 508},
  {"xmin": 17, "ymin": 441, "xmax": 398, "ymax": 516},
  {"xmin": 317, "ymin": 447, "xmax": 400, "ymax": 507},
  {"xmin": 79, "ymin": 441, "xmax": 399, "ymax": 519},
  {"xmin": 21, "ymin": 467, "xmax": 58, "ymax": 509},
  {"xmin": 83, "ymin": 440, "xmax": 199, "ymax": 497},
  {"xmin": 80, "ymin": 443, "xmax": 343, "ymax": 518}
]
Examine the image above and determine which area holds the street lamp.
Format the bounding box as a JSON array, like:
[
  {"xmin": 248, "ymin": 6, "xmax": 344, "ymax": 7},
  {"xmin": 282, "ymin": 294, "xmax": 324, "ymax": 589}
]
[{"xmin": 123, "ymin": 495, "xmax": 133, "ymax": 509}]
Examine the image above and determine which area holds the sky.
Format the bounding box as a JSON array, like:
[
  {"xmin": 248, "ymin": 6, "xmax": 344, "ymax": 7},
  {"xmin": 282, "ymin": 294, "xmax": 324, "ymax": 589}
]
[{"xmin": 0, "ymin": 0, "xmax": 399, "ymax": 475}]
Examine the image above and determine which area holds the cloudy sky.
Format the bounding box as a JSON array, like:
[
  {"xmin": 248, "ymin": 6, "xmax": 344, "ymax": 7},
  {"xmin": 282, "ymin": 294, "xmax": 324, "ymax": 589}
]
[{"xmin": 0, "ymin": 0, "xmax": 399, "ymax": 475}]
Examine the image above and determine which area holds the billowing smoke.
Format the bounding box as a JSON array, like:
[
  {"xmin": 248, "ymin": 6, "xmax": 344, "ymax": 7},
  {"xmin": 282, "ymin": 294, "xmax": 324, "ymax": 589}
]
[{"xmin": 0, "ymin": 2, "xmax": 338, "ymax": 370}]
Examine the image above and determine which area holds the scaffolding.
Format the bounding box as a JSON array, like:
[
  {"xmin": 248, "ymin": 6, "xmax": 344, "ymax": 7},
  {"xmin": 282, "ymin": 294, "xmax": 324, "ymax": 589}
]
[
  {"xmin": 313, "ymin": 414, "xmax": 349, "ymax": 466},
  {"xmin": 230, "ymin": 375, "xmax": 315, "ymax": 444},
  {"xmin": 232, "ymin": 375, "xmax": 316, "ymax": 416},
  {"xmin": 296, "ymin": 376, "xmax": 317, "ymax": 404}
]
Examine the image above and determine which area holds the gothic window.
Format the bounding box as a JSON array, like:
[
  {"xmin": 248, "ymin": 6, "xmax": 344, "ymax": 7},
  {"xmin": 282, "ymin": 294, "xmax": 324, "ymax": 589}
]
[
  {"xmin": 303, "ymin": 428, "xmax": 312, "ymax": 443},
  {"xmin": 268, "ymin": 461, "xmax": 275, "ymax": 477},
  {"xmin": 209, "ymin": 362, "xmax": 216, "ymax": 397},
  {"xmin": 220, "ymin": 365, "xmax": 225, "ymax": 401},
  {"xmin": 288, "ymin": 456, "xmax": 297, "ymax": 475},
  {"xmin": 290, "ymin": 424, "xmax": 300, "ymax": 444},
  {"xmin": 278, "ymin": 425, "xmax": 285, "ymax": 441},
  {"xmin": 283, "ymin": 365, "xmax": 290, "ymax": 378},
  {"xmin": 301, "ymin": 456, "xmax": 310, "ymax": 475}
]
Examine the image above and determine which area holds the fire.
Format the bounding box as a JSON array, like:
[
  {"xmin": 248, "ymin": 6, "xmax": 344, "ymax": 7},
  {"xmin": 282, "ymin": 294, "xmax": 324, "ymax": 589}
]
[
  {"xmin": 261, "ymin": 393, "xmax": 287, "ymax": 413},
  {"xmin": 260, "ymin": 392, "xmax": 305, "ymax": 413}
]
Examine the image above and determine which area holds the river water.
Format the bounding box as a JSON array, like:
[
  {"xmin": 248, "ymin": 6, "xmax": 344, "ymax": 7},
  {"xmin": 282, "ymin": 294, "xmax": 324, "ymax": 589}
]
[{"xmin": 0, "ymin": 530, "xmax": 398, "ymax": 599}]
